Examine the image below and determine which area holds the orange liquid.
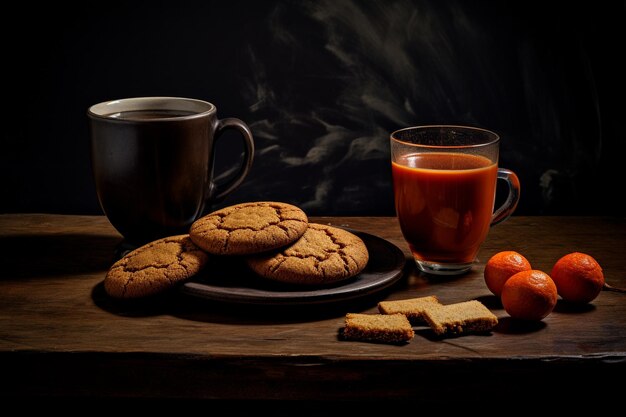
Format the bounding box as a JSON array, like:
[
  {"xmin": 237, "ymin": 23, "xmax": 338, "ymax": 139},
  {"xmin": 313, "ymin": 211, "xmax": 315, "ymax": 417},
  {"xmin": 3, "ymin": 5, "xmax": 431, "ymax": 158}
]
[{"xmin": 392, "ymin": 152, "xmax": 497, "ymax": 264}]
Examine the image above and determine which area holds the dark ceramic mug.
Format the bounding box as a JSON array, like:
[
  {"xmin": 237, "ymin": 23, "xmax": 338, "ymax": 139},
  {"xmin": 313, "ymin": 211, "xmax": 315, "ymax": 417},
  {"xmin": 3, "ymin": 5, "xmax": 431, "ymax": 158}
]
[{"xmin": 88, "ymin": 97, "xmax": 254, "ymax": 246}]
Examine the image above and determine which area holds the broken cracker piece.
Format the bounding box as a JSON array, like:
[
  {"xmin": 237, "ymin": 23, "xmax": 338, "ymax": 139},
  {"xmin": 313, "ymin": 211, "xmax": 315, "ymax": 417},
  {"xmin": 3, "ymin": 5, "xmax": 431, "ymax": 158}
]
[
  {"xmin": 378, "ymin": 296, "xmax": 441, "ymax": 323},
  {"xmin": 423, "ymin": 300, "xmax": 498, "ymax": 336},
  {"xmin": 343, "ymin": 313, "xmax": 414, "ymax": 343}
]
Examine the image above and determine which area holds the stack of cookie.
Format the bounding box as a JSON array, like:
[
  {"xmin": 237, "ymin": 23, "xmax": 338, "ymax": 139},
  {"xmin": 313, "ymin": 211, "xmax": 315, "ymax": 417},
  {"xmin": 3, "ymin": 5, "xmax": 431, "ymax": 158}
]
[{"xmin": 104, "ymin": 202, "xmax": 369, "ymax": 299}]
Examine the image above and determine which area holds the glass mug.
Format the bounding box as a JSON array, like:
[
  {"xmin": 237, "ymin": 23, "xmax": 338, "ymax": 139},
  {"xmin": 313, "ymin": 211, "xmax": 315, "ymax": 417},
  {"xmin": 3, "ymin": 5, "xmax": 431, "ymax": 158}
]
[{"xmin": 390, "ymin": 125, "xmax": 520, "ymax": 275}]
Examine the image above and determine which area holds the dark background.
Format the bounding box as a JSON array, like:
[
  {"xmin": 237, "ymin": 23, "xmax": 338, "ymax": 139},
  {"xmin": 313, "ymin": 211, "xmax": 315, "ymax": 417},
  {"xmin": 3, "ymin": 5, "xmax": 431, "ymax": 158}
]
[{"xmin": 2, "ymin": 0, "xmax": 624, "ymax": 216}]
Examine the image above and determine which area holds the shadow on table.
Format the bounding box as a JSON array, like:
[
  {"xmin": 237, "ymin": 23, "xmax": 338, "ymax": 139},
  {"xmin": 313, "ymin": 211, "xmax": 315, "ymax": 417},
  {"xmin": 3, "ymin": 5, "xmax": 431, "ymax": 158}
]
[
  {"xmin": 493, "ymin": 317, "xmax": 547, "ymax": 334},
  {"xmin": 473, "ymin": 294, "xmax": 503, "ymax": 309},
  {"xmin": 414, "ymin": 327, "xmax": 496, "ymax": 342},
  {"xmin": 0, "ymin": 233, "xmax": 121, "ymax": 279},
  {"xmin": 553, "ymin": 300, "xmax": 596, "ymax": 314},
  {"xmin": 91, "ymin": 280, "xmax": 397, "ymax": 325},
  {"xmin": 92, "ymin": 281, "xmax": 176, "ymax": 318}
]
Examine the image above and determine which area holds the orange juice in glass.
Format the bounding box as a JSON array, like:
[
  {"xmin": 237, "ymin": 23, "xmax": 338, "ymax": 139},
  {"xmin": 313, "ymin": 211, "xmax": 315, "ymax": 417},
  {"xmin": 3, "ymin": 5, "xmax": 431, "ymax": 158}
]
[{"xmin": 391, "ymin": 126, "xmax": 520, "ymax": 275}]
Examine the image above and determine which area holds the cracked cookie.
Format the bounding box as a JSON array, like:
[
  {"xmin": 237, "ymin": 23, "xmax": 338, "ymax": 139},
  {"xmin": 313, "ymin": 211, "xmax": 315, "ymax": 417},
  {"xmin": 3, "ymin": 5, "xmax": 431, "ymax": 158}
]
[
  {"xmin": 246, "ymin": 223, "xmax": 369, "ymax": 285},
  {"xmin": 104, "ymin": 234, "xmax": 209, "ymax": 298},
  {"xmin": 189, "ymin": 201, "xmax": 308, "ymax": 255}
]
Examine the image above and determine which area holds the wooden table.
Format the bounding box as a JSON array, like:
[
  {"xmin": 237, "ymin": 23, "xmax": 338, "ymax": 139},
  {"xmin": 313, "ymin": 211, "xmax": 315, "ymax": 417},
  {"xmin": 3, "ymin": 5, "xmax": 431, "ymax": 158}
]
[{"xmin": 1, "ymin": 214, "xmax": 624, "ymax": 408}]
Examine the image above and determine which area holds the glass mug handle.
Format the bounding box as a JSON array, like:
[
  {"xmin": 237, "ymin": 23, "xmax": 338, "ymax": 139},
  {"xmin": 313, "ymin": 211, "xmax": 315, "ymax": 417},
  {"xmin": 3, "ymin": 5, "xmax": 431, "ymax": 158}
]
[
  {"xmin": 491, "ymin": 168, "xmax": 521, "ymax": 226},
  {"xmin": 210, "ymin": 118, "xmax": 255, "ymax": 201}
]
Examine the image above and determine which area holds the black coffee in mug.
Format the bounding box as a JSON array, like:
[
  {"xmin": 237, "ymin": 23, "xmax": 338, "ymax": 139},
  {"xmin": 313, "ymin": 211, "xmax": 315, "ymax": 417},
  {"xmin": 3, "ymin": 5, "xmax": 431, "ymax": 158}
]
[
  {"xmin": 106, "ymin": 109, "xmax": 198, "ymax": 120},
  {"xmin": 88, "ymin": 97, "xmax": 254, "ymax": 247}
]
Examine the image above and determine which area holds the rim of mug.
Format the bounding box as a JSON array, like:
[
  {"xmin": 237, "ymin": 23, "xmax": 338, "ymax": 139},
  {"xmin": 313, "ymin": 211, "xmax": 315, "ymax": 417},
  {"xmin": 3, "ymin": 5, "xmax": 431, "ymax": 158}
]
[
  {"xmin": 87, "ymin": 97, "xmax": 216, "ymax": 122},
  {"xmin": 390, "ymin": 125, "xmax": 500, "ymax": 148}
]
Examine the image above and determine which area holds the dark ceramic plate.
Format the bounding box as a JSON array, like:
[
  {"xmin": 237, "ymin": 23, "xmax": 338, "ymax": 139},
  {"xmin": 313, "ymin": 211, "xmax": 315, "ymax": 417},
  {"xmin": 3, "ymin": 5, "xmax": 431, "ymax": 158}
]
[{"xmin": 180, "ymin": 230, "xmax": 406, "ymax": 305}]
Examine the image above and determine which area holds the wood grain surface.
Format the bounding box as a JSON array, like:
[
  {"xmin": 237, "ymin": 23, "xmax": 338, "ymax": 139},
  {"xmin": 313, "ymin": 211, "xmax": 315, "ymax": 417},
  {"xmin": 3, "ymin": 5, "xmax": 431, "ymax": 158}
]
[{"xmin": 0, "ymin": 214, "xmax": 624, "ymax": 403}]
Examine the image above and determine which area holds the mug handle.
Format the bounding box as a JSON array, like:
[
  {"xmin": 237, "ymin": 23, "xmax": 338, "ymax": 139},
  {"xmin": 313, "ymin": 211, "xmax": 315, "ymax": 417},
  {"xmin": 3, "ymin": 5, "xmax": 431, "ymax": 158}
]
[
  {"xmin": 491, "ymin": 168, "xmax": 521, "ymax": 226},
  {"xmin": 210, "ymin": 117, "xmax": 255, "ymax": 201}
]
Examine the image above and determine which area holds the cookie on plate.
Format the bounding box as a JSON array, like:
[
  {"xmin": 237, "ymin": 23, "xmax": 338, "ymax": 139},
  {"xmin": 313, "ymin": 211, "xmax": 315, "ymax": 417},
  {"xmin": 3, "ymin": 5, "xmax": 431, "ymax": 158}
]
[
  {"xmin": 104, "ymin": 234, "xmax": 209, "ymax": 298},
  {"xmin": 246, "ymin": 223, "xmax": 369, "ymax": 285},
  {"xmin": 190, "ymin": 201, "xmax": 308, "ymax": 255}
]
